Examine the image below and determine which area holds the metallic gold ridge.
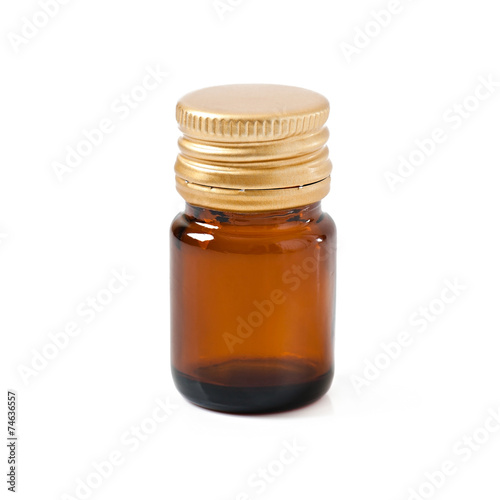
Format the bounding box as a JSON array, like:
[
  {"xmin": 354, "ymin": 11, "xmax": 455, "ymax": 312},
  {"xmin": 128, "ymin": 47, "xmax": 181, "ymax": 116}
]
[
  {"xmin": 178, "ymin": 128, "xmax": 329, "ymax": 163},
  {"xmin": 175, "ymin": 176, "xmax": 331, "ymax": 213},
  {"xmin": 176, "ymin": 147, "xmax": 331, "ymax": 190},
  {"xmin": 176, "ymin": 108, "xmax": 329, "ymax": 142}
]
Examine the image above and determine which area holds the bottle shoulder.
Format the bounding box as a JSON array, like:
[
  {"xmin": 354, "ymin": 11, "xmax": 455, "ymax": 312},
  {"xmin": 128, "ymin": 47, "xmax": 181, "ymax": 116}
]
[{"xmin": 170, "ymin": 208, "xmax": 336, "ymax": 253}]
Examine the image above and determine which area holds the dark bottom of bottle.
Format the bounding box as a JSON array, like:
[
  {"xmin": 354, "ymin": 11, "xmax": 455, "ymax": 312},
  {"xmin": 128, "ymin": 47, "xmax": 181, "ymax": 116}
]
[{"xmin": 172, "ymin": 359, "xmax": 333, "ymax": 414}]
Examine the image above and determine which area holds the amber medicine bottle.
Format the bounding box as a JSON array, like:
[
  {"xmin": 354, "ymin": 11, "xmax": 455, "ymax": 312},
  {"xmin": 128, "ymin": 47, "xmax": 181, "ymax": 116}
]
[{"xmin": 170, "ymin": 84, "xmax": 336, "ymax": 413}]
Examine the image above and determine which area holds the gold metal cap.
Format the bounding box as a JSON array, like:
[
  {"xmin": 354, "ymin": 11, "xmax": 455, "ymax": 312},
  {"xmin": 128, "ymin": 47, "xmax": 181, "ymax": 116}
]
[{"xmin": 175, "ymin": 84, "xmax": 332, "ymax": 212}]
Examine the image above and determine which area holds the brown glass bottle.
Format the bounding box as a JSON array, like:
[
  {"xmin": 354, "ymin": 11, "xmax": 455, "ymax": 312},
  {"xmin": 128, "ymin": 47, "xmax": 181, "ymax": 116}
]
[
  {"xmin": 170, "ymin": 84, "xmax": 336, "ymax": 413},
  {"xmin": 171, "ymin": 202, "xmax": 336, "ymax": 413}
]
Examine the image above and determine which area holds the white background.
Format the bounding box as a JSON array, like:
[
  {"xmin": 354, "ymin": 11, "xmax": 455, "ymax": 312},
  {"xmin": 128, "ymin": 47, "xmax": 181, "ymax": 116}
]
[{"xmin": 1, "ymin": 0, "xmax": 500, "ymax": 499}]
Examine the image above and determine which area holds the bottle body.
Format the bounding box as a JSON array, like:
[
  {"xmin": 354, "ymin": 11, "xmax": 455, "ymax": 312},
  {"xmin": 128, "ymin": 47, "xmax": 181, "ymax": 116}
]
[{"xmin": 170, "ymin": 202, "xmax": 336, "ymax": 413}]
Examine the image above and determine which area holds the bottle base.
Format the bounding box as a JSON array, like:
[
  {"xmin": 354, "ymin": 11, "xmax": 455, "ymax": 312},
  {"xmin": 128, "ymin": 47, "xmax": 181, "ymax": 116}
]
[{"xmin": 172, "ymin": 359, "xmax": 333, "ymax": 414}]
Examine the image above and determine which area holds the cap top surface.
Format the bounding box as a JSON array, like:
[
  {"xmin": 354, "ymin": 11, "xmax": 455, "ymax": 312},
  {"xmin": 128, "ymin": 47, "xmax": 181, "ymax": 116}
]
[{"xmin": 176, "ymin": 84, "xmax": 329, "ymax": 142}]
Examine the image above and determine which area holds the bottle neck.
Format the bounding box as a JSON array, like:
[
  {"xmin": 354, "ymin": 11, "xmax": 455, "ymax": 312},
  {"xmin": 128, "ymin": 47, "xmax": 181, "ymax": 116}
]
[{"xmin": 185, "ymin": 202, "xmax": 323, "ymax": 227}]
